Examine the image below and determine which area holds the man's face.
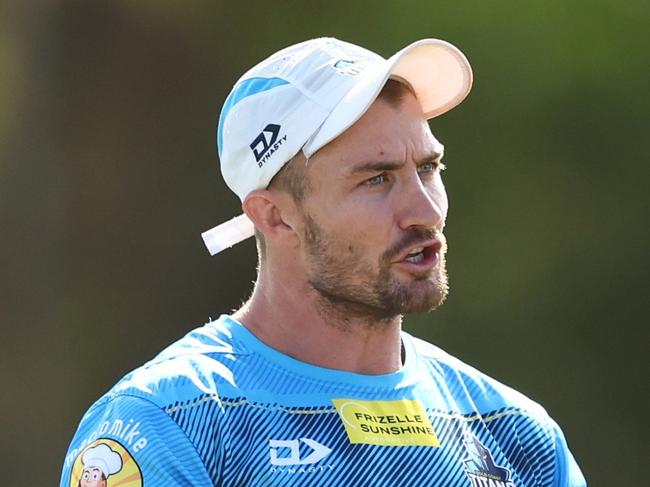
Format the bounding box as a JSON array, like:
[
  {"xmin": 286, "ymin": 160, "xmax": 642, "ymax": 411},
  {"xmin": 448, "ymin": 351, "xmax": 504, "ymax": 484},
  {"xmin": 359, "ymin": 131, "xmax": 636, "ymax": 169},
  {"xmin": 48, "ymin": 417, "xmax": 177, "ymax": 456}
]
[
  {"xmin": 297, "ymin": 90, "xmax": 449, "ymax": 321},
  {"xmin": 80, "ymin": 467, "xmax": 106, "ymax": 487}
]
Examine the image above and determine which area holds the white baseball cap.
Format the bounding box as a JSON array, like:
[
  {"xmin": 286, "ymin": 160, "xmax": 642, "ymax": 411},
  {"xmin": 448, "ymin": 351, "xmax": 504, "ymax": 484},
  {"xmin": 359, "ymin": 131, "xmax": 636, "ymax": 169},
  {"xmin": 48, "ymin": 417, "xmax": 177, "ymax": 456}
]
[{"xmin": 202, "ymin": 37, "xmax": 473, "ymax": 255}]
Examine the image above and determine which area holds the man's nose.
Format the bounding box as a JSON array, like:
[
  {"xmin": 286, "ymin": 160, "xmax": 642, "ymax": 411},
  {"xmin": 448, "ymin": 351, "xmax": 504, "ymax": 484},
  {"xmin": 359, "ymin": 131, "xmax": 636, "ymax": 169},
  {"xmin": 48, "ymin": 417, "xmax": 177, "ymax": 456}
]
[{"xmin": 397, "ymin": 176, "xmax": 447, "ymax": 231}]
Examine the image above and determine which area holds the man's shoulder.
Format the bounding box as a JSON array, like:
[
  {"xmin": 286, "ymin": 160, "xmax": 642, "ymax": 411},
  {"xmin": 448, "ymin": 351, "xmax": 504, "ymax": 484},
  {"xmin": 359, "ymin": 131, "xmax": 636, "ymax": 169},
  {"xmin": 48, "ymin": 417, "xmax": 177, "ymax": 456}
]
[
  {"xmin": 61, "ymin": 320, "xmax": 232, "ymax": 486},
  {"xmin": 407, "ymin": 333, "xmax": 549, "ymax": 420},
  {"xmin": 104, "ymin": 316, "xmax": 245, "ymax": 409}
]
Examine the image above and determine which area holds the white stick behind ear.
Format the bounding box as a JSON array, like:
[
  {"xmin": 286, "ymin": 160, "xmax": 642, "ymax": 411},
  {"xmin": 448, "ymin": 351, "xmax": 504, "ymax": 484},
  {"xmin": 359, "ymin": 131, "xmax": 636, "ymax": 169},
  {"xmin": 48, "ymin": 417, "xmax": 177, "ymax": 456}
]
[{"xmin": 201, "ymin": 214, "xmax": 255, "ymax": 255}]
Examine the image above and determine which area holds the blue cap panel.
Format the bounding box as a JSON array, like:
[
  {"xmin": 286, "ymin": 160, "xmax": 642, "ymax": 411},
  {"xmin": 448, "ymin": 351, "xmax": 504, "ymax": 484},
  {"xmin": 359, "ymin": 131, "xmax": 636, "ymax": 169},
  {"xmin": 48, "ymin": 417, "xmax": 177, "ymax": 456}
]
[{"xmin": 217, "ymin": 77, "xmax": 289, "ymax": 158}]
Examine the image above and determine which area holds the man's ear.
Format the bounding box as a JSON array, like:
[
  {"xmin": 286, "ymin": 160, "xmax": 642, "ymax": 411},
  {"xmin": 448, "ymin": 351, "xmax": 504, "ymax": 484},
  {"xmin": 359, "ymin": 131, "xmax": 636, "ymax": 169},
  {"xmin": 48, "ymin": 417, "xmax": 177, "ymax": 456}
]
[{"xmin": 242, "ymin": 189, "xmax": 298, "ymax": 244}]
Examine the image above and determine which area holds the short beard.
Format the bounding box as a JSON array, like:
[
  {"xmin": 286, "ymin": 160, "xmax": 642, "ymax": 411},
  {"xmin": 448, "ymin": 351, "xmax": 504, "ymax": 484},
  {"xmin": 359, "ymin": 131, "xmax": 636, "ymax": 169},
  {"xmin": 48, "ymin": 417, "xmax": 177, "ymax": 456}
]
[{"xmin": 303, "ymin": 214, "xmax": 448, "ymax": 327}]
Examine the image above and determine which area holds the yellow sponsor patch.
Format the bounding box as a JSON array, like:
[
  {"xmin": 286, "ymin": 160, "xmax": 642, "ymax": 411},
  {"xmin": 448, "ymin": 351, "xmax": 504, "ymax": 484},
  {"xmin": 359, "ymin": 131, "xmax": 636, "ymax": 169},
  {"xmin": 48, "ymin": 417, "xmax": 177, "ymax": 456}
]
[{"xmin": 332, "ymin": 398, "xmax": 440, "ymax": 447}]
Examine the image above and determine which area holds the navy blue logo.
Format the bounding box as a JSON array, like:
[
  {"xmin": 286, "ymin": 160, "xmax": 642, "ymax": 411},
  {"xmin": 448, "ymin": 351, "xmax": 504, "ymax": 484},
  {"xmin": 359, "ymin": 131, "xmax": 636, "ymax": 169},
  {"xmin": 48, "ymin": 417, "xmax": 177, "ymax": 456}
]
[
  {"xmin": 250, "ymin": 124, "xmax": 287, "ymax": 168},
  {"xmin": 462, "ymin": 433, "xmax": 516, "ymax": 487}
]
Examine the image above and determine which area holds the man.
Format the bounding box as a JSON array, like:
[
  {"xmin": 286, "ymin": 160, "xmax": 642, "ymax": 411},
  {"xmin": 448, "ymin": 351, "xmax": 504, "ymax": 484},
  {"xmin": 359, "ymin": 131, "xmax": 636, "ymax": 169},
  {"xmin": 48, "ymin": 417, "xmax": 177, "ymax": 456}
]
[{"xmin": 61, "ymin": 37, "xmax": 586, "ymax": 486}]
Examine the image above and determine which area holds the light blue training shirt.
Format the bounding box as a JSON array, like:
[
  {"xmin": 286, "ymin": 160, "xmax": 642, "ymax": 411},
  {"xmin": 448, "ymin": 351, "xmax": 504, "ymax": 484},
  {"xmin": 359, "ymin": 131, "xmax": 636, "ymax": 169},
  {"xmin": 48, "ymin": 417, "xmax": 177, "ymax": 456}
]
[{"xmin": 60, "ymin": 315, "xmax": 586, "ymax": 486}]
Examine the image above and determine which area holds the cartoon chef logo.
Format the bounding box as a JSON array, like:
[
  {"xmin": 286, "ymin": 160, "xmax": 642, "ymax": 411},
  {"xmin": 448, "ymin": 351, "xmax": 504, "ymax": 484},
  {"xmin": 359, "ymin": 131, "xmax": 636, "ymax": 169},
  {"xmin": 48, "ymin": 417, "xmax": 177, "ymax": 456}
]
[{"xmin": 70, "ymin": 439, "xmax": 142, "ymax": 487}]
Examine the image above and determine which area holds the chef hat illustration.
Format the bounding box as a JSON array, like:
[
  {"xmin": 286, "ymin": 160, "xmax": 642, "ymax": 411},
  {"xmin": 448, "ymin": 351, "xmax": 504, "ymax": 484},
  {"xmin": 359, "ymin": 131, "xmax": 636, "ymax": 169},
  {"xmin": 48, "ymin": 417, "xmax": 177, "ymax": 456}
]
[{"xmin": 81, "ymin": 443, "xmax": 123, "ymax": 478}]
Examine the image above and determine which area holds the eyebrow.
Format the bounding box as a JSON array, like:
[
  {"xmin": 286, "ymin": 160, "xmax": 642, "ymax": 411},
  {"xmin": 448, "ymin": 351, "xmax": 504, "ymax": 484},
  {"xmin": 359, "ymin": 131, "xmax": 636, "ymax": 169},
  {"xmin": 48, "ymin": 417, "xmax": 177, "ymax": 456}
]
[{"xmin": 349, "ymin": 150, "xmax": 444, "ymax": 174}]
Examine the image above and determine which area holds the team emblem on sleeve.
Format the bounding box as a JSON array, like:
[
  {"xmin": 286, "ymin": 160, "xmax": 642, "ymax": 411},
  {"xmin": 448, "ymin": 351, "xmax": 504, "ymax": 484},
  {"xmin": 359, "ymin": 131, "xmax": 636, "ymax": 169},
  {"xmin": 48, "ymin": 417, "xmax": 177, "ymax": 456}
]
[{"xmin": 69, "ymin": 439, "xmax": 142, "ymax": 487}]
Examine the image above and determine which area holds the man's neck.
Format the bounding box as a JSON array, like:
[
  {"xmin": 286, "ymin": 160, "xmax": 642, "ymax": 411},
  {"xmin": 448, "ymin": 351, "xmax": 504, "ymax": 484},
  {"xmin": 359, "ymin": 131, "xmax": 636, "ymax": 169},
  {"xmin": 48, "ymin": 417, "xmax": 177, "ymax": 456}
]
[{"xmin": 232, "ymin": 272, "xmax": 404, "ymax": 375}]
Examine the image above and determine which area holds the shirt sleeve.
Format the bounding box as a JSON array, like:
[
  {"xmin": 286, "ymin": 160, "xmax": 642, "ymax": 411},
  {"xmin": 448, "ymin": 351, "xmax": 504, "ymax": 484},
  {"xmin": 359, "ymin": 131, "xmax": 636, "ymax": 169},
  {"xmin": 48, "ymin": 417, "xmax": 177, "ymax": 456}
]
[
  {"xmin": 59, "ymin": 393, "xmax": 214, "ymax": 487},
  {"xmin": 551, "ymin": 419, "xmax": 587, "ymax": 487}
]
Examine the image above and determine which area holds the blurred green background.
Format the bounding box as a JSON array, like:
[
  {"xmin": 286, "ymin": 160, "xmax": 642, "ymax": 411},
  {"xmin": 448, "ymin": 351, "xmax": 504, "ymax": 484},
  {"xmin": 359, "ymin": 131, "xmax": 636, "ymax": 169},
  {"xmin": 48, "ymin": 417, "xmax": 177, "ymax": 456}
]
[{"xmin": 1, "ymin": 1, "xmax": 647, "ymax": 485}]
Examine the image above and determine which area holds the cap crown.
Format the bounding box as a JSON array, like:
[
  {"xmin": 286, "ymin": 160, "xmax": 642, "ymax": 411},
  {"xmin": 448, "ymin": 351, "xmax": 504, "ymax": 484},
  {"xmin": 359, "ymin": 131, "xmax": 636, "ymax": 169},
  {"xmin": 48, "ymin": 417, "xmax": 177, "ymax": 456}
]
[{"xmin": 217, "ymin": 38, "xmax": 385, "ymax": 201}]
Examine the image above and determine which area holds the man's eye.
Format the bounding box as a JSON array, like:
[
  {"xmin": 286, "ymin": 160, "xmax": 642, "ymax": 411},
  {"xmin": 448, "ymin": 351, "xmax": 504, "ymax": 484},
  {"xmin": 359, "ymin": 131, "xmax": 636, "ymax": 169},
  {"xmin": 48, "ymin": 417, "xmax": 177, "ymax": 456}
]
[
  {"xmin": 364, "ymin": 174, "xmax": 387, "ymax": 186},
  {"xmin": 418, "ymin": 161, "xmax": 446, "ymax": 175}
]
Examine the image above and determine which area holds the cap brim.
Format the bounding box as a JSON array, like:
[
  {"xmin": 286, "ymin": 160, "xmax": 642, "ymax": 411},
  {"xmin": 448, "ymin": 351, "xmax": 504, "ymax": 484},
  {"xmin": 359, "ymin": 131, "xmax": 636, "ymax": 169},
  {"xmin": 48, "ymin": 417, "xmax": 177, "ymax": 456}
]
[{"xmin": 304, "ymin": 38, "xmax": 472, "ymax": 156}]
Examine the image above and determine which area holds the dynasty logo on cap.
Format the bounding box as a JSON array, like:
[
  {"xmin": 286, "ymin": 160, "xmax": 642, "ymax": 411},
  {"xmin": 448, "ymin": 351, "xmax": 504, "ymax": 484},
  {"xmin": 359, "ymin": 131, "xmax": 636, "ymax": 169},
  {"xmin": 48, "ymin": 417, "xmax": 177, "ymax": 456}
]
[{"xmin": 249, "ymin": 123, "xmax": 287, "ymax": 168}]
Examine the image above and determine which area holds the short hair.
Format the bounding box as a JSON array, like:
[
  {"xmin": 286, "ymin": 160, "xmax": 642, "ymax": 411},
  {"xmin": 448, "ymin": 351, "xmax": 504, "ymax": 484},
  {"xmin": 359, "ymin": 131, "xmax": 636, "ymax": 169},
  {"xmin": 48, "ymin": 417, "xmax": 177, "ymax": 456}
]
[
  {"xmin": 379, "ymin": 77, "xmax": 416, "ymax": 109},
  {"xmin": 255, "ymin": 79, "xmax": 415, "ymax": 259},
  {"xmin": 254, "ymin": 149, "xmax": 309, "ymax": 260}
]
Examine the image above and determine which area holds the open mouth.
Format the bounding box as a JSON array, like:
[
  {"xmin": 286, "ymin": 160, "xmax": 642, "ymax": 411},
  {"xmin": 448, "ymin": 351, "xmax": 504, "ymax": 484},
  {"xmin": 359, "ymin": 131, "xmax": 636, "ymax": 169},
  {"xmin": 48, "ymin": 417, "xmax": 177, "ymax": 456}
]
[
  {"xmin": 404, "ymin": 247, "xmax": 426, "ymax": 264},
  {"xmin": 398, "ymin": 240, "xmax": 442, "ymax": 265}
]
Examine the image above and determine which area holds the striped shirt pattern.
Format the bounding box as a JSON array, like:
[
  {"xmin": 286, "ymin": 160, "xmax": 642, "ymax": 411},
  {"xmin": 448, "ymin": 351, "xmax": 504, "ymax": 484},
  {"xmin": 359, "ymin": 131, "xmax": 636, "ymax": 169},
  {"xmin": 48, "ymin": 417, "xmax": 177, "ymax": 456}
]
[{"xmin": 60, "ymin": 315, "xmax": 586, "ymax": 486}]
